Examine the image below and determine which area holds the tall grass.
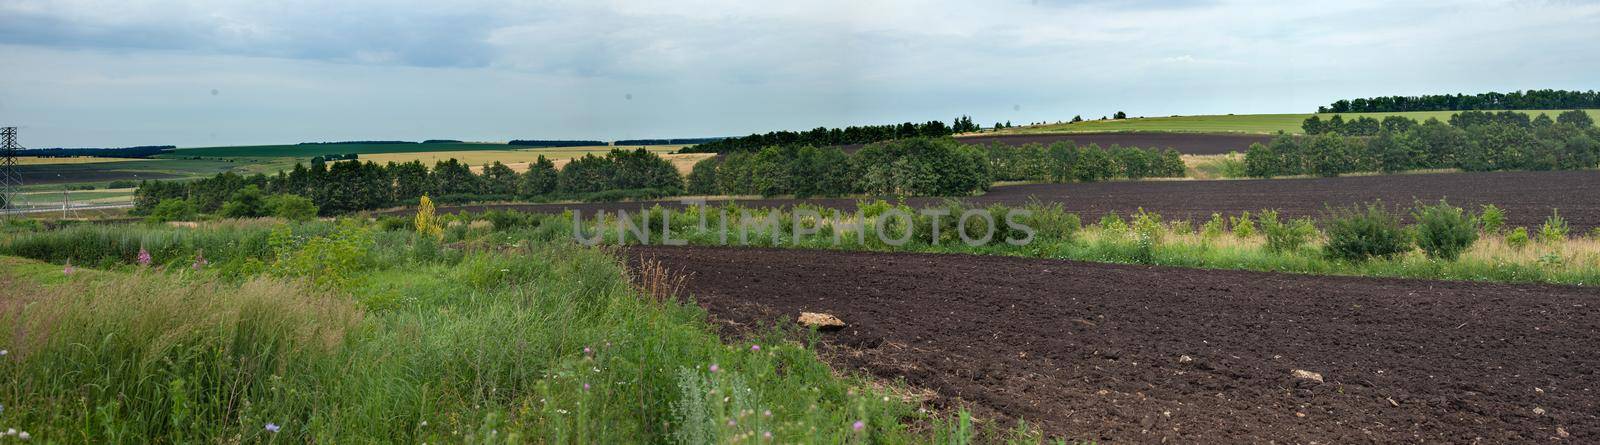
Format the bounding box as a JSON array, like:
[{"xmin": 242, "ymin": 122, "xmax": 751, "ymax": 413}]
[{"xmin": 0, "ymin": 222, "xmax": 926, "ymax": 443}]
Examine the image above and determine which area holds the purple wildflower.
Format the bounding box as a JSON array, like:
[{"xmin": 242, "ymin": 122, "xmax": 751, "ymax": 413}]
[
  {"xmin": 852, "ymin": 420, "xmax": 865, "ymax": 432},
  {"xmin": 708, "ymin": 364, "xmax": 719, "ymax": 373},
  {"xmin": 137, "ymin": 247, "xmax": 152, "ymax": 266},
  {"xmin": 751, "ymin": 344, "xmax": 761, "ymax": 352},
  {"xmin": 583, "ymin": 383, "xmax": 590, "ymax": 390},
  {"xmin": 265, "ymin": 423, "xmax": 280, "ymax": 433}
]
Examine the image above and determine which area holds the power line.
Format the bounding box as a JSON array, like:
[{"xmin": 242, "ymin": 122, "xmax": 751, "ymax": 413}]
[{"xmin": 1, "ymin": 126, "xmax": 28, "ymax": 218}]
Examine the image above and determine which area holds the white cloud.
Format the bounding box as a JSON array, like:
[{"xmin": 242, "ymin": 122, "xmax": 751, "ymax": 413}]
[{"xmin": 0, "ymin": 0, "xmax": 1597, "ymax": 147}]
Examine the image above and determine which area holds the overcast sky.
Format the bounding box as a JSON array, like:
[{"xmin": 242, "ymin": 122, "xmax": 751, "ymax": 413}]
[{"xmin": 1, "ymin": 0, "xmax": 1597, "ymax": 148}]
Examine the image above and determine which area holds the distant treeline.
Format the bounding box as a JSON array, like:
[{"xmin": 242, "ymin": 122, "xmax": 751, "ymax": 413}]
[
  {"xmin": 1247, "ymin": 110, "xmax": 1599, "ymax": 177},
  {"xmin": 680, "ymin": 116, "xmax": 981, "ymax": 153},
  {"xmin": 508, "ymin": 140, "xmax": 606, "ymax": 147},
  {"xmin": 1318, "ymin": 90, "xmax": 1600, "ymax": 113},
  {"xmin": 423, "ymin": 139, "xmax": 462, "ymax": 144},
  {"xmin": 21, "ymin": 145, "xmax": 175, "ymax": 158},
  {"xmin": 297, "ymin": 141, "xmax": 413, "ymax": 145},
  {"xmin": 613, "ymin": 137, "xmax": 727, "ymax": 146},
  {"xmin": 134, "ymin": 148, "xmax": 683, "ymax": 216}
]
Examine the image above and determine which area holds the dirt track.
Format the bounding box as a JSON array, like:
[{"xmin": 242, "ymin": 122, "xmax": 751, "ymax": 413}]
[
  {"xmin": 435, "ymin": 170, "xmax": 1600, "ymax": 231},
  {"xmin": 626, "ymin": 245, "xmax": 1600, "ymax": 443}
]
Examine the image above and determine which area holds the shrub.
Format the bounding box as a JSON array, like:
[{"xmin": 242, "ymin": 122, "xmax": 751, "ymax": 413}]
[
  {"xmin": 1021, "ymin": 202, "xmax": 1080, "ymax": 243},
  {"xmin": 1411, "ymin": 200, "xmax": 1479, "ymax": 261},
  {"xmin": 1097, "ymin": 211, "xmax": 1127, "ymax": 232},
  {"xmin": 1130, "ymin": 209, "xmax": 1163, "ymax": 264},
  {"xmin": 1478, "ymin": 204, "xmax": 1505, "ymax": 234},
  {"xmin": 1201, "ymin": 213, "xmax": 1227, "ymax": 238},
  {"xmin": 1258, "ymin": 210, "xmax": 1317, "ymax": 253},
  {"xmin": 1231, "ymin": 211, "xmax": 1256, "ymax": 238},
  {"xmin": 1323, "ymin": 202, "xmax": 1411, "ymax": 262},
  {"xmin": 146, "ymin": 198, "xmax": 197, "ymax": 223},
  {"xmin": 1539, "ymin": 209, "xmax": 1570, "ymax": 243},
  {"xmin": 1507, "ymin": 227, "xmax": 1531, "ymax": 248},
  {"xmin": 266, "ymin": 194, "xmax": 318, "ymax": 221}
]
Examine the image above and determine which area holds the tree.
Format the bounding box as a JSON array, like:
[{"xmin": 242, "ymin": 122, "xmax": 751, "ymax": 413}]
[
  {"xmin": 686, "ymin": 156, "xmax": 721, "ymax": 195},
  {"xmin": 146, "ymin": 198, "xmax": 197, "ymax": 223},
  {"xmin": 1071, "ymin": 115, "xmax": 1084, "ymax": 123},
  {"xmin": 389, "ymin": 160, "xmax": 430, "ymax": 204},
  {"xmin": 1557, "ymin": 110, "xmax": 1595, "ymax": 128},
  {"xmin": 266, "ymin": 194, "xmax": 318, "ymax": 221},
  {"xmin": 518, "ymin": 156, "xmax": 558, "ymax": 197},
  {"xmin": 1307, "ymin": 133, "xmax": 1353, "ymax": 177},
  {"xmin": 1244, "ymin": 142, "xmax": 1279, "ymax": 178},
  {"xmin": 219, "ymin": 185, "xmax": 268, "ymax": 218},
  {"xmin": 1301, "ymin": 115, "xmax": 1326, "ymax": 134},
  {"xmin": 480, "ymin": 161, "xmax": 519, "ymax": 195},
  {"xmin": 1113, "ymin": 111, "xmax": 1127, "ymax": 119}
]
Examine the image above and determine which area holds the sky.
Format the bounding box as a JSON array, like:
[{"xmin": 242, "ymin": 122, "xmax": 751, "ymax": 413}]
[{"xmin": 1, "ymin": 0, "xmax": 1598, "ymax": 148}]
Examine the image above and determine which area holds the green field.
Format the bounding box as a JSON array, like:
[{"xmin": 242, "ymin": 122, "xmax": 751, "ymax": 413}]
[
  {"xmin": 173, "ymin": 142, "xmax": 558, "ymax": 158},
  {"xmin": 1008, "ymin": 109, "xmax": 1600, "ymax": 135}
]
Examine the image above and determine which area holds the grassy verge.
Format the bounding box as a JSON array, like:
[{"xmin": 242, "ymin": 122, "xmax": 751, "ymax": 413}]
[{"xmin": 0, "ymin": 218, "xmax": 1072, "ymax": 443}]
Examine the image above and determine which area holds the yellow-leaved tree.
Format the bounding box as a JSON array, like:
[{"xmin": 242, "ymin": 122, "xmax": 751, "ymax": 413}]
[{"xmin": 415, "ymin": 195, "xmax": 444, "ymax": 240}]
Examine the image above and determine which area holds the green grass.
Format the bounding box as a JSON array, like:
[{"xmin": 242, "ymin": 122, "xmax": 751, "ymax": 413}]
[
  {"xmin": 173, "ymin": 142, "xmax": 535, "ymax": 158},
  {"xmin": 1003, "ymin": 109, "xmax": 1600, "ymax": 135},
  {"xmin": 3, "ymin": 218, "xmax": 1078, "ymax": 443}
]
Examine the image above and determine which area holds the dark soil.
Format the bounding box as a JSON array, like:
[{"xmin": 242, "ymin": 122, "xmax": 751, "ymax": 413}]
[
  {"xmin": 432, "ymin": 170, "xmax": 1600, "ymax": 231},
  {"xmin": 625, "ymin": 245, "xmax": 1600, "ymax": 443}
]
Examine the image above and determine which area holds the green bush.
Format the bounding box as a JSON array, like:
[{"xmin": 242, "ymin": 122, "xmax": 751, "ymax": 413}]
[
  {"xmin": 1201, "ymin": 213, "xmax": 1227, "ymax": 238},
  {"xmin": 1231, "ymin": 211, "xmax": 1256, "ymax": 238},
  {"xmin": 1258, "ymin": 210, "xmax": 1317, "ymax": 253},
  {"xmin": 146, "ymin": 198, "xmax": 197, "ymax": 223},
  {"xmin": 1539, "ymin": 210, "xmax": 1570, "ymax": 243},
  {"xmin": 1020, "ymin": 202, "xmax": 1081, "ymax": 243},
  {"xmin": 1411, "ymin": 200, "xmax": 1479, "ymax": 261},
  {"xmin": 219, "ymin": 185, "xmax": 269, "ymax": 218},
  {"xmin": 1323, "ymin": 202, "xmax": 1411, "ymax": 262},
  {"xmin": 1478, "ymin": 204, "xmax": 1505, "ymax": 233},
  {"xmin": 1130, "ymin": 209, "xmax": 1163, "ymax": 264},
  {"xmin": 1507, "ymin": 227, "xmax": 1531, "ymax": 248},
  {"xmin": 266, "ymin": 194, "xmax": 319, "ymax": 221}
]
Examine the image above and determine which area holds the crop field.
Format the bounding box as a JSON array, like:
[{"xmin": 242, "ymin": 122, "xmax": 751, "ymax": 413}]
[
  {"xmin": 360, "ymin": 145, "xmax": 686, "ymax": 166},
  {"xmin": 433, "ymin": 170, "xmax": 1600, "ymax": 232},
  {"xmin": 1007, "ymin": 109, "xmax": 1600, "ymax": 135},
  {"xmin": 10, "ymin": 159, "xmax": 244, "ymax": 186},
  {"xmin": 628, "ymin": 245, "xmax": 1600, "ymax": 442},
  {"xmin": 171, "ymin": 141, "xmax": 526, "ymax": 158},
  {"xmin": 951, "ymin": 132, "xmax": 1270, "ymax": 155},
  {"xmin": 11, "ymin": 156, "xmax": 156, "ymax": 165}
]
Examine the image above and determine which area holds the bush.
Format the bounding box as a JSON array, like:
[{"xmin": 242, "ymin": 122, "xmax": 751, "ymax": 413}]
[
  {"xmin": 1507, "ymin": 227, "xmax": 1531, "ymax": 249},
  {"xmin": 1478, "ymin": 204, "xmax": 1505, "ymax": 233},
  {"xmin": 266, "ymin": 194, "xmax": 318, "ymax": 221},
  {"xmin": 146, "ymin": 198, "xmax": 197, "ymax": 223},
  {"xmin": 1201, "ymin": 213, "xmax": 1226, "ymax": 238},
  {"xmin": 219, "ymin": 185, "xmax": 268, "ymax": 218},
  {"xmin": 1258, "ymin": 210, "xmax": 1317, "ymax": 253},
  {"xmin": 1020, "ymin": 202, "xmax": 1080, "ymax": 243},
  {"xmin": 1231, "ymin": 211, "xmax": 1256, "ymax": 238},
  {"xmin": 1411, "ymin": 200, "xmax": 1479, "ymax": 261},
  {"xmin": 1539, "ymin": 209, "xmax": 1570, "ymax": 243},
  {"xmin": 1130, "ymin": 209, "xmax": 1163, "ymax": 264},
  {"xmin": 1323, "ymin": 202, "xmax": 1411, "ymax": 262}
]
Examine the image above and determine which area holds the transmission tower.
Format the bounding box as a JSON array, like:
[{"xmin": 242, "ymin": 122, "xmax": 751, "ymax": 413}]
[{"xmin": 2, "ymin": 126, "xmax": 28, "ymax": 218}]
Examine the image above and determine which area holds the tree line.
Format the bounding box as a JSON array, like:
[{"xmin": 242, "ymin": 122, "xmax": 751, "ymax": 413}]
[
  {"xmin": 134, "ymin": 148, "xmax": 682, "ymax": 216},
  {"xmin": 1318, "ymin": 90, "xmax": 1600, "ymax": 113},
  {"xmin": 1247, "ymin": 110, "xmax": 1599, "ymax": 178},
  {"xmin": 22, "ymin": 145, "xmax": 175, "ymax": 158},
  {"xmin": 983, "ymin": 142, "xmax": 1185, "ymax": 182},
  {"xmin": 687, "ymin": 138, "xmax": 989, "ymax": 197},
  {"xmin": 680, "ymin": 116, "xmax": 980, "ymax": 154},
  {"xmin": 508, "ymin": 140, "xmax": 607, "ymax": 147},
  {"xmin": 613, "ymin": 137, "xmax": 726, "ymax": 145}
]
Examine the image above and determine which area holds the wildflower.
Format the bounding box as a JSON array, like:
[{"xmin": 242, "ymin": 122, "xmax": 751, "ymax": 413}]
[
  {"xmin": 763, "ymin": 410, "xmax": 772, "ymax": 417},
  {"xmin": 727, "ymin": 419, "xmax": 737, "ymax": 427},
  {"xmin": 583, "ymin": 383, "xmax": 590, "ymax": 390},
  {"xmin": 63, "ymin": 260, "xmax": 75, "ymax": 275},
  {"xmin": 0, "ymin": 349, "xmax": 7, "ymax": 356},
  {"xmin": 265, "ymin": 423, "xmax": 280, "ymax": 433},
  {"xmin": 583, "ymin": 347, "xmax": 592, "ymax": 355},
  {"xmin": 852, "ymin": 421, "xmax": 864, "ymax": 432},
  {"xmin": 751, "ymin": 344, "xmax": 761, "ymax": 352},
  {"xmin": 17, "ymin": 431, "xmax": 28, "ymax": 440},
  {"xmin": 709, "ymin": 364, "xmax": 719, "ymax": 373},
  {"xmin": 5, "ymin": 428, "xmax": 13, "ymax": 435},
  {"xmin": 763, "ymin": 431, "xmax": 773, "ymax": 440},
  {"xmin": 137, "ymin": 247, "xmax": 152, "ymax": 266}
]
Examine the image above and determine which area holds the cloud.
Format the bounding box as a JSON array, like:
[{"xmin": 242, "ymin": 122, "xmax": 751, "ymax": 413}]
[{"xmin": 0, "ymin": 0, "xmax": 1598, "ymax": 147}]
